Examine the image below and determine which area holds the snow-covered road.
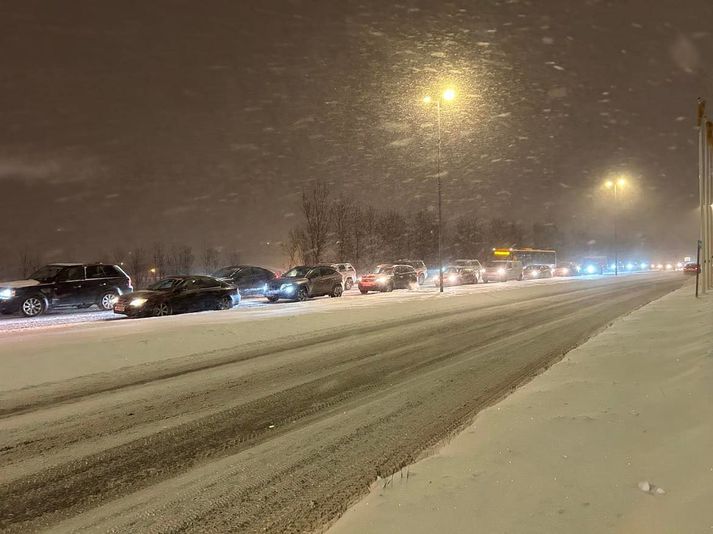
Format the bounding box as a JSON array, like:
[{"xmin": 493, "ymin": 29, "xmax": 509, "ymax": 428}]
[{"xmin": 0, "ymin": 273, "xmax": 685, "ymax": 533}]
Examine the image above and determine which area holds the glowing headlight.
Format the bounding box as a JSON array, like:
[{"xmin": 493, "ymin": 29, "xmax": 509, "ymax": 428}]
[
  {"xmin": 130, "ymin": 297, "xmax": 148, "ymax": 307},
  {"xmin": 448, "ymin": 274, "xmax": 458, "ymax": 283},
  {"xmin": 280, "ymin": 284, "xmax": 296, "ymax": 293},
  {"xmin": 377, "ymin": 276, "xmax": 388, "ymax": 284},
  {"xmin": 657, "ymin": 264, "xmax": 663, "ymax": 269},
  {"xmin": 641, "ymin": 263, "xmax": 648, "ymax": 270},
  {"xmin": 0, "ymin": 288, "xmax": 14, "ymax": 299},
  {"xmin": 531, "ymin": 271, "xmax": 539, "ymax": 277},
  {"xmin": 665, "ymin": 263, "xmax": 673, "ymax": 270},
  {"xmin": 561, "ymin": 268, "xmax": 569, "ymax": 275},
  {"xmin": 626, "ymin": 263, "xmax": 634, "ymax": 270},
  {"xmin": 262, "ymin": 283, "xmax": 268, "ymax": 291},
  {"xmin": 497, "ymin": 268, "xmax": 506, "ymax": 275},
  {"xmin": 610, "ymin": 264, "xmax": 616, "ymax": 271},
  {"xmin": 586, "ymin": 265, "xmax": 597, "ymax": 274}
]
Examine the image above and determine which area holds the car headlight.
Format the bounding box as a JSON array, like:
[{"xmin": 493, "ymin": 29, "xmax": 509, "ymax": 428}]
[
  {"xmin": 497, "ymin": 268, "xmax": 506, "ymax": 275},
  {"xmin": 377, "ymin": 276, "xmax": 388, "ymax": 284},
  {"xmin": 531, "ymin": 271, "xmax": 539, "ymax": 277},
  {"xmin": 280, "ymin": 283, "xmax": 296, "ymax": 293},
  {"xmin": 448, "ymin": 274, "xmax": 458, "ymax": 282},
  {"xmin": 586, "ymin": 265, "xmax": 596, "ymax": 274},
  {"xmin": 561, "ymin": 268, "xmax": 569, "ymax": 275},
  {"xmin": 130, "ymin": 297, "xmax": 148, "ymax": 307},
  {"xmin": 0, "ymin": 288, "xmax": 15, "ymax": 299}
]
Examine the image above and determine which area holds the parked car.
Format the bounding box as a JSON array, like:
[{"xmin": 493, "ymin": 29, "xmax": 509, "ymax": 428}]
[
  {"xmin": 0, "ymin": 263, "xmax": 132, "ymax": 317},
  {"xmin": 358, "ymin": 264, "xmax": 418, "ymax": 293},
  {"xmin": 453, "ymin": 259, "xmax": 484, "ymax": 282},
  {"xmin": 395, "ymin": 259, "xmax": 428, "ymax": 285},
  {"xmin": 324, "ymin": 262, "xmax": 357, "ymax": 290},
  {"xmin": 683, "ymin": 262, "xmax": 701, "ymax": 274},
  {"xmin": 554, "ymin": 262, "xmax": 579, "ymax": 277},
  {"xmin": 523, "ymin": 264, "xmax": 553, "ymax": 279},
  {"xmin": 114, "ymin": 275, "xmax": 238, "ymax": 318},
  {"xmin": 432, "ymin": 265, "xmax": 477, "ymax": 287},
  {"xmin": 212, "ymin": 265, "xmax": 275, "ymax": 297},
  {"xmin": 483, "ymin": 260, "xmax": 523, "ymax": 282},
  {"xmin": 265, "ymin": 265, "xmax": 343, "ymax": 302}
]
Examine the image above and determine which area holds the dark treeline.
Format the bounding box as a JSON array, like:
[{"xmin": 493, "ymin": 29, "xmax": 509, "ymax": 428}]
[{"xmin": 285, "ymin": 182, "xmax": 565, "ymax": 271}]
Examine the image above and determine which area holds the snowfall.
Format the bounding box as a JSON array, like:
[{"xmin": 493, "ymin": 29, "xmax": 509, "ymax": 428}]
[{"xmin": 329, "ymin": 284, "xmax": 713, "ymax": 534}]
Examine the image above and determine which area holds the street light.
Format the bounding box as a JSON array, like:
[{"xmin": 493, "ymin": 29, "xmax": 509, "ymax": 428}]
[
  {"xmin": 604, "ymin": 176, "xmax": 626, "ymax": 276},
  {"xmin": 423, "ymin": 87, "xmax": 456, "ymax": 292}
]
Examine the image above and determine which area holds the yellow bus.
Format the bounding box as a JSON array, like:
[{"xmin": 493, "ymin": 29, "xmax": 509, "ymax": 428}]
[{"xmin": 491, "ymin": 248, "xmax": 557, "ymax": 268}]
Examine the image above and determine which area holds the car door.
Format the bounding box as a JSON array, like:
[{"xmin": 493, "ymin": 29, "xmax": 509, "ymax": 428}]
[
  {"xmin": 319, "ymin": 267, "xmax": 335, "ymax": 295},
  {"xmin": 395, "ymin": 266, "xmax": 408, "ymax": 288},
  {"xmin": 53, "ymin": 266, "xmax": 87, "ymax": 305},
  {"xmin": 84, "ymin": 265, "xmax": 109, "ymax": 303},
  {"xmin": 234, "ymin": 268, "xmax": 257, "ymax": 296},
  {"xmin": 172, "ymin": 278, "xmax": 202, "ymax": 312}
]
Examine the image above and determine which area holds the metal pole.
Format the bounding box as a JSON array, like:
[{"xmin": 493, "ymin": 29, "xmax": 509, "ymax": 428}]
[
  {"xmin": 698, "ymin": 100, "xmax": 707, "ymax": 294},
  {"xmin": 707, "ymin": 121, "xmax": 713, "ymax": 290},
  {"xmin": 696, "ymin": 239, "xmax": 701, "ymax": 297},
  {"xmin": 437, "ymin": 100, "xmax": 444, "ymax": 293},
  {"xmin": 613, "ymin": 184, "xmax": 618, "ymax": 276}
]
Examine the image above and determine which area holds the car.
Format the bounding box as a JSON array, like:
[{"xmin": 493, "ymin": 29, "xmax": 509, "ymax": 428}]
[
  {"xmin": 453, "ymin": 259, "xmax": 484, "ymax": 282},
  {"xmin": 358, "ymin": 264, "xmax": 418, "ymax": 293},
  {"xmin": 483, "ymin": 260, "xmax": 523, "ymax": 282},
  {"xmin": 212, "ymin": 265, "xmax": 276, "ymax": 297},
  {"xmin": 523, "ymin": 264, "xmax": 553, "ymax": 279},
  {"xmin": 683, "ymin": 262, "xmax": 701, "ymax": 274},
  {"xmin": 394, "ymin": 259, "xmax": 428, "ymax": 285},
  {"xmin": 113, "ymin": 275, "xmax": 239, "ymax": 318},
  {"xmin": 265, "ymin": 265, "xmax": 343, "ymax": 302},
  {"xmin": 432, "ymin": 265, "xmax": 477, "ymax": 287},
  {"xmin": 0, "ymin": 263, "xmax": 132, "ymax": 317},
  {"xmin": 324, "ymin": 262, "xmax": 357, "ymax": 290},
  {"xmin": 553, "ymin": 262, "xmax": 579, "ymax": 277}
]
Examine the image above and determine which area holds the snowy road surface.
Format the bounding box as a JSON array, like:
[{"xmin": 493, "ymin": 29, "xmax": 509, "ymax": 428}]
[{"xmin": 0, "ymin": 274, "xmax": 684, "ymax": 532}]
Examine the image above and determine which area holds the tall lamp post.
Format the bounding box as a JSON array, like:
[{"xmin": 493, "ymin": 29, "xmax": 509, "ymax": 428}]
[
  {"xmin": 604, "ymin": 177, "xmax": 626, "ymax": 276},
  {"xmin": 423, "ymin": 88, "xmax": 456, "ymax": 293}
]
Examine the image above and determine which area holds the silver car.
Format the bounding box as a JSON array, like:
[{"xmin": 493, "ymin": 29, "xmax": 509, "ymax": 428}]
[{"xmin": 327, "ymin": 262, "xmax": 358, "ymax": 290}]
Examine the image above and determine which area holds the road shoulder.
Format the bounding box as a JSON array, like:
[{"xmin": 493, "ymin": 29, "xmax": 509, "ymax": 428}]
[{"xmin": 328, "ymin": 285, "xmax": 713, "ymax": 534}]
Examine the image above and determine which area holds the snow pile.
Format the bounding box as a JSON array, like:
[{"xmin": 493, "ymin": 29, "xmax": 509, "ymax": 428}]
[{"xmin": 329, "ymin": 286, "xmax": 713, "ymax": 533}]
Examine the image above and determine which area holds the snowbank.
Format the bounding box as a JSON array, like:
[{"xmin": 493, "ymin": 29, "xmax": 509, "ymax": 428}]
[{"xmin": 329, "ymin": 285, "xmax": 713, "ymax": 534}]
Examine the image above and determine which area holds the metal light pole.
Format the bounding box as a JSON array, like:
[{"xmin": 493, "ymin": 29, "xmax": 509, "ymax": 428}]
[
  {"xmin": 424, "ymin": 88, "xmax": 455, "ymax": 293},
  {"xmin": 605, "ymin": 178, "xmax": 626, "ymax": 276}
]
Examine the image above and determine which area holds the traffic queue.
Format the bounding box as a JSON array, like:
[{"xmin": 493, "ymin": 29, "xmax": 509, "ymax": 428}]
[{"xmin": 0, "ymin": 252, "xmax": 691, "ymax": 319}]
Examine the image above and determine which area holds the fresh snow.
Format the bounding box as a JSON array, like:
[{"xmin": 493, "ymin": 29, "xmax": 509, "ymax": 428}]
[{"xmin": 329, "ymin": 285, "xmax": 713, "ymax": 534}]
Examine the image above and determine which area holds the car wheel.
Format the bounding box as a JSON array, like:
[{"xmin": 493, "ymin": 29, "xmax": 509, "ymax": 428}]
[
  {"xmin": 98, "ymin": 291, "xmax": 118, "ymax": 311},
  {"xmin": 216, "ymin": 295, "xmax": 233, "ymax": 310},
  {"xmin": 267, "ymin": 296, "xmax": 279, "ymax": 303},
  {"xmin": 331, "ymin": 284, "xmax": 343, "ymax": 298},
  {"xmin": 359, "ymin": 289, "xmax": 369, "ymax": 295},
  {"xmin": 344, "ymin": 278, "xmax": 353, "ymax": 290},
  {"xmin": 152, "ymin": 302, "xmax": 172, "ymax": 317},
  {"xmin": 20, "ymin": 295, "xmax": 46, "ymax": 317},
  {"xmin": 297, "ymin": 287, "xmax": 309, "ymax": 301}
]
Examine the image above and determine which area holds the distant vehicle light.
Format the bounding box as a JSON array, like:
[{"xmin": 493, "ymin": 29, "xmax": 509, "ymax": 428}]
[
  {"xmin": 626, "ymin": 263, "xmax": 634, "ymax": 270},
  {"xmin": 640, "ymin": 262, "xmax": 648, "ymax": 270},
  {"xmin": 561, "ymin": 268, "xmax": 570, "ymax": 275},
  {"xmin": 448, "ymin": 274, "xmax": 458, "ymax": 283},
  {"xmin": 610, "ymin": 264, "xmax": 617, "ymax": 271},
  {"xmin": 657, "ymin": 264, "xmax": 664, "ymax": 269},
  {"xmin": 377, "ymin": 276, "xmax": 389, "ymax": 284},
  {"xmin": 129, "ymin": 297, "xmax": 148, "ymax": 307},
  {"xmin": 665, "ymin": 263, "xmax": 673, "ymax": 270},
  {"xmin": 497, "ymin": 268, "xmax": 506, "ymax": 275},
  {"xmin": 586, "ymin": 265, "xmax": 597, "ymax": 274},
  {"xmin": 676, "ymin": 262, "xmax": 683, "ymax": 269}
]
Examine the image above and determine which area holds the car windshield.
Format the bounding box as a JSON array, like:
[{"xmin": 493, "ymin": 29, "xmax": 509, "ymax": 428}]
[
  {"xmin": 376, "ymin": 266, "xmax": 394, "ymax": 274},
  {"xmin": 454, "ymin": 260, "xmax": 468, "ymax": 266},
  {"xmin": 212, "ymin": 267, "xmax": 239, "ymax": 278},
  {"xmin": 284, "ymin": 266, "xmax": 311, "ymax": 278},
  {"xmin": 29, "ymin": 265, "xmax": 66, "ymax": 282},
  {"xmin": 148, "ymin": 278, "xmax": 184, "ymax": 291}
]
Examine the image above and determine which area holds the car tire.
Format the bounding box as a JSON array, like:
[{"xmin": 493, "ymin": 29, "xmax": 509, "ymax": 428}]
[
  {"xmin": 296, "ymin": 287, "xmax": 309, "ymax": 301},
  {"xmin": 216, "ymin": 295, "xmax": 233, "ymax": 310},
  {"xmin": 152, "ymin": 302, "xmax": 172, "ymax": 317},
  {"xmin": 98, "ymin": 291, "xmax": 118, "ymax": 311},
  {"xmin": 20, "ymin": 295, "xmax": 46, "ymax": 317},
  {"xmin": 267, "ymin": 296, "xmax": 279, "ymax": 303},
  {"xmin": 359, "ymin": 289, "xmax": 368, "ymax": 295},
  {"xmin": 331, "ymin": 284, "xmax": 343, "ymax": 298},
  {"xmin": 344, "ymin": 278, "xmax": 353, "ymax": 291}
]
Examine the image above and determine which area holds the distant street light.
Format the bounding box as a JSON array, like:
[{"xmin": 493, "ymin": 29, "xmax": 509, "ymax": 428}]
[
  {"xmin": 604, "ymin": 177, "xmax": 627, "ymax": 276},
  {"xmin": 423, "ymin": 87, "xmax": 457, "ymax": 293}
]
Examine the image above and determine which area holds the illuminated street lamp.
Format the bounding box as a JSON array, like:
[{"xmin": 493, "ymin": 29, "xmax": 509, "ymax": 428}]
[
  {"xmin": 423, "ymin": 87, "xmax": 456, "ymax": 293},
  {"xmin": 604, "ymin": 176, "xmax": 627, "ymax": 276}
]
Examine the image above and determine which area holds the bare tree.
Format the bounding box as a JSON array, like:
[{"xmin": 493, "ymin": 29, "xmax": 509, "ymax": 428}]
[
  {"xmin": 282, "ymin": 227, "xmax": 304, "ymax": 268},
  {"xmin": 331, "ymin": 197, "xmax": 353, "ymax": 261},
  {"xmin": 301, "ymin": 182, "xmax": 331, "ymax": 264},
  {"xmin": 152, "ymin": 243, "xmax": 167, "ymax": 281},
  {"xmin": 127, "ymin": 247, "xmax": 149, "ymax": 289},
  {"xmin": 201, "ymin": 246, "xmax": 221, "ymax": 274},
  {"xmin": 18, "ymin": 246, "xmax": 42, "ymax": 279}
]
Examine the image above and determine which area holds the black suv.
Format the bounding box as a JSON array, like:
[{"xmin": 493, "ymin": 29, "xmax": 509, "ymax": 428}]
[{"xmin": 0, "ymin": 263, "xmax": 132, "ymax": 317}]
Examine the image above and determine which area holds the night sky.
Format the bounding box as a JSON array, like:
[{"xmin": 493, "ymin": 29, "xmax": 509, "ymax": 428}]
[{"xmin": 1, "ymin": 0, "xmax": 711, "ymax": 266}]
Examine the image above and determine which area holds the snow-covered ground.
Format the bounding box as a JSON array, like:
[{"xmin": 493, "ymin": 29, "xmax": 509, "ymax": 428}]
[{"xmin": 328, "ymin": 284, "xmax": 713, "ymax": 534}]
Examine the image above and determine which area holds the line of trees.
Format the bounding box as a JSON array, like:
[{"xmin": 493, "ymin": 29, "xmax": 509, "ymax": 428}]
[{"xmin": 284, "ymin": 182, "xmax": 564, "ymax": 270}]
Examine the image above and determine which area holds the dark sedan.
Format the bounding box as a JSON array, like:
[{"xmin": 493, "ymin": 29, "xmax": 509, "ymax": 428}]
[
  {"xmin": 114, "ymin": 276, "xmax": 239, "ymax": 318},
  {"xmin": 265, "ymin": 265, "xmax": 343, "ymax": 302},
  {"xmin": 523, "ymin": 264, "xmax": 553, "ymax": 280},
  {"xmin": 432, "ymin": 265, "xmax": 477, "ymax": 287},
  {"xmin": 212, "ymin": 265, "xmax": 276, "ymax": 297},
  {"xmin": 358, "ymin": 264, "xmax": 418, "ymax": 293}
]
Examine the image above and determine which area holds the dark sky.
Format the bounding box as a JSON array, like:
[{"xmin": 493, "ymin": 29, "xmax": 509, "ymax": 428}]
[{"xmin": 1, "ymin": 0, "xmax": 711, "ymax": 265}]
